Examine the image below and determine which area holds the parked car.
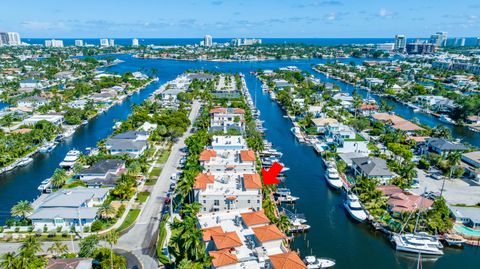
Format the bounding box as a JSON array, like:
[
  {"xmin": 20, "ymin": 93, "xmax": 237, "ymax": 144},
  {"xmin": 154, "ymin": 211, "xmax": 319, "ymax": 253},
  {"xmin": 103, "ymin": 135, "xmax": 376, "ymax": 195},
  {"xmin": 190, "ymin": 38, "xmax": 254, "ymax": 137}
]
[{"xmin": 431, "ymin": 173, "xmax": 444, "ymax": 180}]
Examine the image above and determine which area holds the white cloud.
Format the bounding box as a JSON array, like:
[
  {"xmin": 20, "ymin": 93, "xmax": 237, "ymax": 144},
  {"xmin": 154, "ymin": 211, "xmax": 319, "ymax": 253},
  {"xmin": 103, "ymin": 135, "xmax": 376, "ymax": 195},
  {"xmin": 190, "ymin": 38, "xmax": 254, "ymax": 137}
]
[
  {"xmin": 377, "ymin": 8, "xmax": 395, "ymax": 18},
  {"xmin": 21, "ymin": 21, "xmax": 69, "ymax": 31}
]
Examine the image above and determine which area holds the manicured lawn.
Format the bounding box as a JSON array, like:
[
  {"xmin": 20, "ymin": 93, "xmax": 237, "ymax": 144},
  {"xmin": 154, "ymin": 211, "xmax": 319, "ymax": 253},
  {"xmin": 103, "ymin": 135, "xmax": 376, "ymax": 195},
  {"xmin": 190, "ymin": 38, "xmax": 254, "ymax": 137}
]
[
  {"xmin": 136, "ymin": 191, "xmax": 151, "ymax": 203},
  {"xmin": 145, "ymin": 178, "xmax": 157, "ymax": 186},
  {"xmin": 157, "ymin": 150, "xmax": 171, "ymax": 164},
  {"xmin": 116, "ymin": 209, "xmax": 141, "ymax": 233},
  {"xmin": 150, "ymin": 167, "xmax": 162, "ymax": 178}
]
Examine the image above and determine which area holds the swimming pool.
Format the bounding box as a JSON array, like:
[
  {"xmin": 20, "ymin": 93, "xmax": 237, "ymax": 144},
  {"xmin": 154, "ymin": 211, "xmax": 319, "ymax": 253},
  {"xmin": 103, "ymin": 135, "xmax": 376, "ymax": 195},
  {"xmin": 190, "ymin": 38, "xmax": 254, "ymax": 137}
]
[{"xmin": 454, "ymin": 224, "xmax": 480, "ymax": 237}]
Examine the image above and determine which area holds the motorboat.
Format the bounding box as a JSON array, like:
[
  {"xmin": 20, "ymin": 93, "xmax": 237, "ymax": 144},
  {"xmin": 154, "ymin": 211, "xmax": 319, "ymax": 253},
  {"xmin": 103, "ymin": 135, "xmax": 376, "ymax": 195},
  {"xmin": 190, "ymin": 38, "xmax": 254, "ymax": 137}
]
[
  {"xmin": 439, "ymin": 114, "xmax": 456, "ymax": 125},
  {"xmin": 55, "ymin": 134, "xmax": 64, "ymax": 142},
  {"xmin": 304, "ymin": 256, "xmax": 336, "ymax": 268},
  {"xmin": 288, "ymin": 218, "xmax": 310, "ymax": 233},
  {"xmin": 59, "ymin": 150, "xmax": 81, "ymax": 168},
  {"xmin": 63, "ymin": 127, "xmax": 75, "ymax": 138},
  {"xmin": 16, "ymin": 157, "xmax": 33, "ymax": 167},
  {"xmin": 443, "ymin": 234, "xmax": 467, "ymax": 247},
  {"xmin": 391, "ymin": 233, "xmax": 444, "ymax": 255},
  {"xmin": 325, "ymin": 167, "xmax": 343, "ymax": 189},
  {"xmin": 39, "ymin": 142, "xmax": 56, "ymax": 153},
  {"xmin": 82, "ymin": 120, "xmax": 88, "ymax": 125},
  {"xmin": 290, "ymin": 126, "xmax": 304, "ymax": 142},
  {"xmin": 37, "ymin": 178, "xmax": 52, "ymax": 193},
  {"xmin": 344, "ymin": 193, "xmax": 367, "ymax": 222},
  {"xmin": 274, "ymin": 188, "xmax": 299, "ymax": 203}
]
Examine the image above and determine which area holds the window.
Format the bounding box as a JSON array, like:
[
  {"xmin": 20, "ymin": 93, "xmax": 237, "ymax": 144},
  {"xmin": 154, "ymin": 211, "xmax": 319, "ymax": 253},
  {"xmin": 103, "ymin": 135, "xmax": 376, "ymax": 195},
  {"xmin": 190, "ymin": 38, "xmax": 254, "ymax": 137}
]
[
  {"xmin": 257, "ymin": 200, "xmax": 260, "ymax": 203},
  {"xmin": 203, "ymin": 200, "xmax": 206, "ymax": 203},
  {"xmin": 247, "ymin": 200, "xmax": 251, "ymax": 204},
  {"xmin": 214, "ymin": 200, "xmax": 219, "ymax": 206}
]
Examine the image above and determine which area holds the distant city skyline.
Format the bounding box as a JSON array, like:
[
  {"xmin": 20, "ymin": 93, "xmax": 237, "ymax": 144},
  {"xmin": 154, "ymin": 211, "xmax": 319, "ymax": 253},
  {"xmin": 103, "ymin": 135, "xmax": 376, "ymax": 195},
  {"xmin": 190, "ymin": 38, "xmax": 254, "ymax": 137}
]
[{"xmin": 1, "ymin": 0, "xmax": 479, "ymax": 38}]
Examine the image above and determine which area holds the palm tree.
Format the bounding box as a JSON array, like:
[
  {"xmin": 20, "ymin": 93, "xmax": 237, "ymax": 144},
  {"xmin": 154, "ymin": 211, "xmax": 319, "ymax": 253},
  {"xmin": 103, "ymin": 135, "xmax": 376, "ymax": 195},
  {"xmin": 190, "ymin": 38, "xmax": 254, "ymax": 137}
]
[
  {"xmin": 51, "ymin": 168, "xmax": 68, "ymax": 189},
  {"xmin": 180, "ymin": 202, "xmax": 200, "ymax": 217},
  {"xmin": 20, "ymin": 236, "xmax": 42, "ymax": 256},
  {"xmin": 441, "ymin": 151, "xmax": 462, "ymax": 195},
  {"xmin": 10, "ymin": 200, "xmax": 33, "ymax": 220},
  {"xmin": 0, "ymin": 252, "xmax": 16, "ymax": 269},
  {"xmin": 399, "ymin": 162, "xmax": 417, "ymax": 187},
  {"xmin": 105, "ymin": 230, "xmax": 119, "ymax": 269},
  {"xmin": 97, "ymin": 204, "xmax": 117, "ymax": 220},
  {"xmin": 47, "ymin": 242, "xmax": 68, "ymax": 257},
  {"xmin": 274, "ymin": 214, "xmax": 291, "ymax": 232}
]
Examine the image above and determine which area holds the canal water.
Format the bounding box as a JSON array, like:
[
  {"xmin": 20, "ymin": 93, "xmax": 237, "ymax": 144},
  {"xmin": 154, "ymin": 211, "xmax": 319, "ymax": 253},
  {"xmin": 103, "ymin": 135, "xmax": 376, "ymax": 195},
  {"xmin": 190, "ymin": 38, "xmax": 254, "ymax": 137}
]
[{"xmin": 0, "ymin": 55, "xmax": 478, "ymax": 268}]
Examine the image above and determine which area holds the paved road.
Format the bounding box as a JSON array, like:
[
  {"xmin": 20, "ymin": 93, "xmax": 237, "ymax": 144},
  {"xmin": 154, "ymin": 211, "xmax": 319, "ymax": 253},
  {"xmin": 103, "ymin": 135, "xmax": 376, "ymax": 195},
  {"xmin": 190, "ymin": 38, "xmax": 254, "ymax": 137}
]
[
  {"xmin": 0, "ymin": 240, "xmax": 80, "ymax": 255},
  {"xmin": 116, "ymin": 100, "xmax": 201, "ymax": 268}
]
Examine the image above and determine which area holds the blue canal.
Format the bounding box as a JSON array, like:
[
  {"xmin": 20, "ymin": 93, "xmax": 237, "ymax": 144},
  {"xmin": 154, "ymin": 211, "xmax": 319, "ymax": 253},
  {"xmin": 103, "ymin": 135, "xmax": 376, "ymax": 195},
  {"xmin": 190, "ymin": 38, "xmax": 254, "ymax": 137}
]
[{"xmin": 0, "ymin": 55, "xmax": 478, "ymax": 268}]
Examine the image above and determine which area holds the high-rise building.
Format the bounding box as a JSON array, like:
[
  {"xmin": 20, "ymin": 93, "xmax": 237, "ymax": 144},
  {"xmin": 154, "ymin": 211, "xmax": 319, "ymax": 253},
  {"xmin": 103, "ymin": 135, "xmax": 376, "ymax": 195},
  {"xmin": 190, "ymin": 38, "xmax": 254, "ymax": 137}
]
[
  {"xmin": 7, "ymin": 32, "xmax": 21, "ymax": 45},
  {"xmin": 430, "ymin": 31, "xmax": 447, "ymax": 47},
  {"xmin": 204, "ymin": 34, "xmax": 213, "ymax": 47},
  {"xmin": 394, "ymin": 35, "xmax": 407, "ymax": 51},
  {"xmin": 406, "ymin": 42, "xmax": 435, "ymax": 54},
  {"xmin": 75, "ymin": 40, "xmax": 84, "ymax": 46},
  {"xmin": 100, "ymin": 38, "xmax": 110, "ymax": 47},
  {"xmin": 45, "ymin": 39, "xmax": 64, "ymax": 48},
  {"xmin": 132, "ymin": 38, "xmax": 139, "ymax": 46},
  {"xmin": 376, "ymin": 43, "xmax": 395, "ymax": 52},
  {"xmin": 459, "ymin": 37, "xmax": 466, "ymax": 47},
  {"xmin": 477, "ymin": 37, "xmax": 480, "ymax": 47},
  {"xmin": 109, "ymin": 39, "xmax": 115, "ymax": 46},
  {"xmin": 0, "ymin": 32, "xmax": 9, "ymax": 46}
]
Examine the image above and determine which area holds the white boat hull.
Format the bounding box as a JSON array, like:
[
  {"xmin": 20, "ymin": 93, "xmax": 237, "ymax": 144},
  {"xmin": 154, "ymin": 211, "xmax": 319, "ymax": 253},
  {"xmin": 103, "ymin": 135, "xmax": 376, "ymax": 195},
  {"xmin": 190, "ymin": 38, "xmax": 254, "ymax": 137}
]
[
  {"xmin": 325, "ymin": 175, "xmax": 343, "ymax": 189},
  {"xmin": 344, "ymin": 202, "xmax": 367, "ymax": 222}
]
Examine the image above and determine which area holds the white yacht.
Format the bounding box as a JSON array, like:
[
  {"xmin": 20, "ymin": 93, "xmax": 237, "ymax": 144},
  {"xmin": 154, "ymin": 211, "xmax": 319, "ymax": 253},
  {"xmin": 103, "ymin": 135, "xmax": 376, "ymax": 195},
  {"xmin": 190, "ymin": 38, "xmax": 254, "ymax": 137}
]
[
  {"xmin": 392, "ymin": 233, "xmax": 444, "ymax": 255},
  {"xmin": 439, "ymin": 114, "xmax": 456, "ymax": 125},
  {"xmin": 290, "ymin": 126, "xmax": 304, "ymax": 142},
  {"xmin": 344, "ymin": 193, "xmax": 367, "ymax": 222},
  {"xmin": 16, "ymin": 157, "xmax": 33, "ymax": 167},
  {"xmin": 63, "ymin": 127, "xmax": 76, "ymax": 138},
  {"xmin": 39, "ymin": 142, "xmax": 56, "ymax": 153},
  {"xmin": 304, "ymin": 256, "xmax": 336, "ymax": 268},
  {"xmin": 444, "ymin": 234, "xmax": 467, "ymax": 247},
  {"xmin": 37, "ymin": 178, "xmax": 52, "ymax": 193},
  {"xmin": 59, "ymin": 150, "xmax": 81, "ymax": 168},
  {"xmin": 274, "ymin": 188, "xmax": 299, "ymax": 203},
  {"xmin": 324, "ymin": 167, "xmax": 343, "ymax": 189}
]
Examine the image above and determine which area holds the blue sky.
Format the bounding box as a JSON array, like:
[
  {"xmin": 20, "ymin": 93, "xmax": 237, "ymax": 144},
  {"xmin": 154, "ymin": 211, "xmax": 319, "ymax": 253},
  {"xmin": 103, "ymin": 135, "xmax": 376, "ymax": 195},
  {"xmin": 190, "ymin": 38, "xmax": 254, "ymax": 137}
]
[{"xmin": 1, "ymin": 0, "xmax": 479, "ymax": 38}]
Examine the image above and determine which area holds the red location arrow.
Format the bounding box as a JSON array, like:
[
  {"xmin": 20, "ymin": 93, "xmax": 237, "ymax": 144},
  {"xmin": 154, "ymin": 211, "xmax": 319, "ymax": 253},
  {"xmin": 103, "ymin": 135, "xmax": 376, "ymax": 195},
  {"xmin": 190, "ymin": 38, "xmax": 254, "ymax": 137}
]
[{"xmin": 262, "ymin": 162, "xmax": 284, "ymax": 185}]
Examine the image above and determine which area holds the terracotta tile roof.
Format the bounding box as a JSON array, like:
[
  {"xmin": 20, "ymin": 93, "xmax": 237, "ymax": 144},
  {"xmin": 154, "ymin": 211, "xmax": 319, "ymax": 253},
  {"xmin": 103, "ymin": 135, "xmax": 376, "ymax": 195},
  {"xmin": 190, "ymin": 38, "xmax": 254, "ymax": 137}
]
[
  {"xmin": 193, "ymin": 173, "xmax": 215, "ymax": 189},
  {"xmin": 311, "ymin": 118, "xmax": 338, "ymax": 126},
  {"xmin": 407, "ymin": 136, "xmax": 430, "ymax": 143},
  {"xmin": 269, "ymin": 252, "xmax": 306, "ymax": 269},
  {"xmin": 212, "ymin": 231, "xmax": 243, "ymax": 249},
  {"xmin": 373, "ymin": 113, "xmax": 424, "ymax": 131},
  {"xmin": 199, "ymin": 149, "xmax": 216, "ymax": 161},
  {"xmin": 45, "ymin": 258, "xmax": 93, "ymax": 269},
  {"xmin": 244, "ymin": 173, "xmax": 262, "ymax": 189},
  {"xmin": 387, "ymin": 192, "xmax": 434, "ymax": 213},
  {"xmin": 241, "ymin": 210, "xmax": 270, "ymax": 227},
  {"xmin": 240, "ymin": 150, "xmax": 256, "ymax": 162},
  {"xmin": 209, "ymin": 249, "xmax": 239, "ymax": 267},
  {"xmin": 252, "ymin": 224, "xmax": 286, "ymax": 242},
  {"xmin": 210, "ymin": 107, "xmax": 227, "ymax": 114},
  {"xmin": 392, "ymin": 121, "xmax": 424, "ymax": 131},
  {"xmin": 11, "ymin": 128, "xmax": 33, "ymax": 134},
  {"xmin": 202, "ymin": 226, "xmax": 224, "ymax": 241},
  {"xmin": 377, "ymin": 185, "xmax": 403, "ymax": 196},
  {"xmin": 359, "ymin": 103, "xmax": 379, "ymax": 110},
  {"xmin": 233, "ymin": 108, "xmax": 245, "ymax": 114}
]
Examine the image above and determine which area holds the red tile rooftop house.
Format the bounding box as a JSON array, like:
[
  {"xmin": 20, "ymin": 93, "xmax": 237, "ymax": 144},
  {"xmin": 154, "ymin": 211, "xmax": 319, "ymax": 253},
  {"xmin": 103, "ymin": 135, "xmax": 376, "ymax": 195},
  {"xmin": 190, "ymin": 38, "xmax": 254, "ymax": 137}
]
[
  {"xmin": 209, "ymin": 107, "xmax": 246, "ymax": 133},
  {"xmin": 377, "ymin": 185, "xmax": 434, "ymax": 213}
]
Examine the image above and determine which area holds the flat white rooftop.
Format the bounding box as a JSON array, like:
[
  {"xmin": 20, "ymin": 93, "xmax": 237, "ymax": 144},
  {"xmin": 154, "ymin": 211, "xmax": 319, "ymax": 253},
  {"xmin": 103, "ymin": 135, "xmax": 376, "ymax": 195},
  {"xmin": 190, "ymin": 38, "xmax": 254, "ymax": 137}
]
[{"xmin": 211, "ymin": 135, "xmax": 246, "ymax": 150}]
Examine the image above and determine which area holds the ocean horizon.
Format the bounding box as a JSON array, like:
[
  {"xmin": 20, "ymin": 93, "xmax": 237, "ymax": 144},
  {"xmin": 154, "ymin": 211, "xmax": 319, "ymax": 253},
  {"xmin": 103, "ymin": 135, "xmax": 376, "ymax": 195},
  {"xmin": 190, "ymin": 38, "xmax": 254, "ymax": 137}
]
[{"xmin": 21, "ymin": 37, "xmax": 480, "ymax": 46}]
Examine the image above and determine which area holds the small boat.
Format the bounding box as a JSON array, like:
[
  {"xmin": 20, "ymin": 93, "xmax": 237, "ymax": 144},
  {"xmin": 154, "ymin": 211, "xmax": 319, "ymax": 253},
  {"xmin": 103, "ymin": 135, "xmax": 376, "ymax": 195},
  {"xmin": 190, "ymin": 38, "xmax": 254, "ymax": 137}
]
[
  {"xmin": 17, "ymin": 157, "xmax": 33, "ymax": 167},
  {"xmin": 443, "ymin": 234, "xmax": 466, "ymax": 247},
  {"xmin": 39, "ymin": 142, "xmax": 56, "ymax": 153},
  {"xmin": 304, "ymin": 256, "xmax": 336, "ymax": 268},
  {"xmin": 324, "ymin": 167, "xmax": 343, "ymax": 189},
  {"xmin": 438, "ymin": 114, "xmax": 456, "ymax": 125},
  {"xmin": 288, "ymin": 219, "xmax": 310, "ymax": 233},
  {"xmin": 344, "ymin": 193, "xmax": 367, "ymax": 222},
  {"xmin": 55, "ymin": 134, "xmax": 65, "ymax": 142},
  {"xmin": 82, "ymin": 120, "xmax": 88, "ymax": 125},
  {"xmin": 274, "ymin": 188, "xmax": 299, "ymax": 203},
  {"xmin": 59, "ymin": 149, "xmax": 81, "ymax": 168}
]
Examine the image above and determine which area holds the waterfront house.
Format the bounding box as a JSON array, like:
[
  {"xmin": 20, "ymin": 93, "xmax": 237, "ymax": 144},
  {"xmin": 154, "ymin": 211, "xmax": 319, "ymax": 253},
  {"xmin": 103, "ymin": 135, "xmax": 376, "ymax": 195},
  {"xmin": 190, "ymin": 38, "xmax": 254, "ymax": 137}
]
[
  {"xmin": 377, "ymin": 185, "xmax": 434, "ymax": 213},
  {"xmin": 105, "ymin": 130, "xmax": 149, "ymax": 158},
  {"xmin": 357, "ymin": 103, "xmax": 379, "ymax": 116},
  {"xmin": 449, "ymin": 206, "xmax": 480, "ymax": 229},
  {"xmin": 28, "ymin": 187, "xmax": 110, "ymax": 231},
  {"xmin": 365, "ymin": 77, "xmax": 384, "ymax": 86},
  {"xmin": 22, "ymin": 114, "xmax": 64, "ymax": 126},
  {"xmin": 198, "ymin": 209, "xmax": 302, "ymax": 269},
  {"xmin": 160, "ymin": 88, "xmax": 183, "ymax": 102},
  {"xmin": 77, "ymin": 159, "xmax": 126, "ymax": 187},
  {"xmin": 311, "ymin": 117, "xmax": 338, "ymax": 133},
  {"xmin": 371, "ymin": 113, "xmax": 424, "ymax": 134},
  {"xmin": 46, "ymin": 258, "xmax": 93, "ymax": 269},
  {"xmin": 307, "ymin": 105, "xmax": 323, "ymax": 117},
  {"xmin": 17, "ymin": 96, "xmax": 49, "ymax": 108},
  {"xmin": 351, "ymin": 156, "xmax": 394, "ymax": 183},
  {"xmin": 67, "ymin": 99, "xmax": 88, "ymax": 109},
  {"xmin": 90, "ymin": 89, "xmax": 118, "ymax": 104},
  {"xmin": 461, "ymin": 151, "xmax": 480, "ymax": 182},
  {"xmin": 273, "ymin": 79, "xmax": 294, "ymax": 89},
  {"xmin": 185, "ymin": 73, "xmax": 214, "ymax": 81},
  {"xmin": 416, "ymin": 95, "xmax": 456, "ymax": 112},
  {"xmin": 466, "ymin": 115, "xmax": 480, "ymax": 125},
  {"xmin": 425, "ymin": 138, "xmax": 468, "ymax": 157},
  {"xmin": 209, "ymin": 107, "xmax": 245, "ymax": 133}
]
